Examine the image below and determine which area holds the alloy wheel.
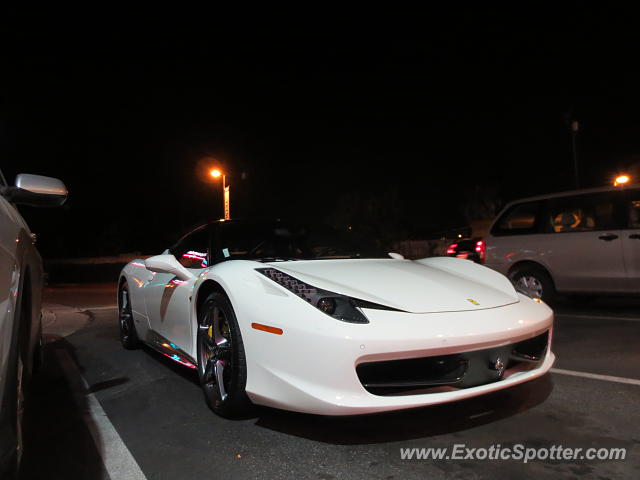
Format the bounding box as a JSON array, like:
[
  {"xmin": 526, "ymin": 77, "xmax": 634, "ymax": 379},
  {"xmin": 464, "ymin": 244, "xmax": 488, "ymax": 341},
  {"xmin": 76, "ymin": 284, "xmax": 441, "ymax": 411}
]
[
  {"xmin": 515, "ymin": 275, "xmax": 544, "ymax": 299},
  {"xmin": 198, "ymin": 301, "xmax": 233, "ymax": 404},
  {"xmin": 119, "ymin": 288, "xmax": 133, "ymax": 343}
]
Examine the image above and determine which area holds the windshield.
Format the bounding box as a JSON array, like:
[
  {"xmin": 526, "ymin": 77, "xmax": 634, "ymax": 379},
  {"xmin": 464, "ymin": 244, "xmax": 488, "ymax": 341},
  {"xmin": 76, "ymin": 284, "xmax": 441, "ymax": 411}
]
[{"xmin": 216, "ymin": 223, "xmax": 388, "ymax": 261}]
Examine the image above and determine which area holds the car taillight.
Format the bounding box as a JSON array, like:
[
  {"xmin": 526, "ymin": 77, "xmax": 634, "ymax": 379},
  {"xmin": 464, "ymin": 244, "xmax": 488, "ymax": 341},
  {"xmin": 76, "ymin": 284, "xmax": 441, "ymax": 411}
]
[
  {"xmin": 446, "ymin": 243, "xmax": 458, "ymax": 255},
  {"xmin": 475, "ymin": 240, "xmax": 486, "ymax": 263}
]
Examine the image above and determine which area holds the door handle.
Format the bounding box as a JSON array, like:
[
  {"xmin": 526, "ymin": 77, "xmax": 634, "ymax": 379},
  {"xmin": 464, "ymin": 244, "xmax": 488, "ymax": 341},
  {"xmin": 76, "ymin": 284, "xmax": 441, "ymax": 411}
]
[
  {"xmin": 598, "ymin": 234, "xmax": 618, "ymax": 241},
  {"xmin": 630, "ymin": 234, "xmax": 640, "ymax": 239}
]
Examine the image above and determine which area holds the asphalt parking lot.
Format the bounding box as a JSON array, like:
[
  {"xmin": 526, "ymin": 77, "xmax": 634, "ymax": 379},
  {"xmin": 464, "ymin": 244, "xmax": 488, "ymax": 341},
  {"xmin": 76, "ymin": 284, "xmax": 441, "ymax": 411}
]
[{"xmin": 20, "ymin": 284, "xmax": 640, "ymax": 480}]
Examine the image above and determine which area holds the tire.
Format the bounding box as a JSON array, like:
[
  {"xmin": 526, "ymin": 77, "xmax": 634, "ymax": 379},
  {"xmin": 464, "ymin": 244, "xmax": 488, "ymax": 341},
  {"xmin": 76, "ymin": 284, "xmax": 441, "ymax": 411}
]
[
  {"xmin": 196, "ymin": 291, "xmax": 252, "ymax": 418},
  {"xmin": 118, "ymin": 282, "xmax": 141, "ymax": 349},
  {"xmin": 12, "ymin": 340, "xmax": 26, "ymax": 478},
  {"xmin": 32, "ymin": 320, "xmax": 44, "ymax": 375},
  {"xmin": 2, "ymin": 306, "xmax": 29, "ymax": 479},
  {"xmin": 510, "ymin": 266, "xmax": 557, "ymax": 304}
]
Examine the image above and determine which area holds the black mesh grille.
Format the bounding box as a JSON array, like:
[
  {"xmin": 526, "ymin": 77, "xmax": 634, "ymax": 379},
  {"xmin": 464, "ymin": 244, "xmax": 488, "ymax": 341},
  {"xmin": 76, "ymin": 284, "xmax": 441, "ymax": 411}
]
[{"xmin": 356, "ymin": 330, "xmax": 549, "ymax": 396}]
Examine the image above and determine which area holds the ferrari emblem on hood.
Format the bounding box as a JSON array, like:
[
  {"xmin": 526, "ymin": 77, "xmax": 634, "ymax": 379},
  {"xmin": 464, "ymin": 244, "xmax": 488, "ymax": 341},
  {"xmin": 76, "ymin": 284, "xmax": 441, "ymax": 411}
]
[{"xmin": 467, "ymin": 298, "xmax": 480, "ymax": 306}]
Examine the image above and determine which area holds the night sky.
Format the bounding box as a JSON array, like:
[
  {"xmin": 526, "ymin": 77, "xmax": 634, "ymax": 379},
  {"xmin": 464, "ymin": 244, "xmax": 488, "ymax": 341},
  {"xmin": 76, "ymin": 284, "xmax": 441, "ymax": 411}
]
[{"xmin": 3, "ymin": 4, "xmax": 640, "ymax": 258}]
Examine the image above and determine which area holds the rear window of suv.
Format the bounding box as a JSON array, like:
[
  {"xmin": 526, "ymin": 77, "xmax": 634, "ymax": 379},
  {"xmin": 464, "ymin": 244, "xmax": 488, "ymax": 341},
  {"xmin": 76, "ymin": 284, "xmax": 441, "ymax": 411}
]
[
  {"xmin": 546, "ymin": 191, "xmax": 621, "ymax": 233},
  {"xmin": 626, "ymin": 189, "xmax": 640, "ymax": 228}
]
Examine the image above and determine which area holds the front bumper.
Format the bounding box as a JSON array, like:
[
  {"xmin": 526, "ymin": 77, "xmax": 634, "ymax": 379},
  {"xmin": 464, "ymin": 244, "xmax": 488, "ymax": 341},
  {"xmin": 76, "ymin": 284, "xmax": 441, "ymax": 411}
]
[
  {"xmin": 241, "ymin": 295, "xmax": 554, "ymax": 415},
  {"xmin": 357, "ymin": 330, "xmax": 550, "ymax": 395}
]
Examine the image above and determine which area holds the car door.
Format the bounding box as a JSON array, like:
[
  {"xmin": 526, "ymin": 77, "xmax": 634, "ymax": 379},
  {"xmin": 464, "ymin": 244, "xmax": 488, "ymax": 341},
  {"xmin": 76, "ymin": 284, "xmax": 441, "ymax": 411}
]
[
  {"xmin": 621, "ymin": 188, "xmax": 640, "ymax": 292},
  {"xmin": 535, "ymin": 191, "xmax": 627, "ymax": 293},
  {"xmin": 144, "ymin": 226, "xmax": 210, "ymax": 354}
]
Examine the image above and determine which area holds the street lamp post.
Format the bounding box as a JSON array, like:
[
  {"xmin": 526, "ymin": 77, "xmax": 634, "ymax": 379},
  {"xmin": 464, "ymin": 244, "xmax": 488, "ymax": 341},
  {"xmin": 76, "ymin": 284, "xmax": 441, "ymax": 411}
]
[
  {"xmin": 571, "ymin": 120, "xmax": 579, "ymax": 189},
  {"xmin": 210, "ymin": 169, "xmax": 231, "ymax": 220}
]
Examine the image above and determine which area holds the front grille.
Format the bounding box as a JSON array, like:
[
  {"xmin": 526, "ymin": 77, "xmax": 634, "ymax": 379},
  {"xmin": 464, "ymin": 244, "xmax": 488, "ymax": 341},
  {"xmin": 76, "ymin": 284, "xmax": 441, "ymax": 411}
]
[{"xmin": 356, "ymin": 330, "xmax": 549, "ymax": 396}]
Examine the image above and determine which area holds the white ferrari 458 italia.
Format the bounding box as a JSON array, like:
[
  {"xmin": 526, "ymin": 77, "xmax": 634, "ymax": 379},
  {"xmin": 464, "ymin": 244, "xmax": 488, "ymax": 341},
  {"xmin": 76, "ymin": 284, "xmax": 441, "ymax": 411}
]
[{"xmin": 118, "ymin": 220, "xmax": 554, "ymax": 417}]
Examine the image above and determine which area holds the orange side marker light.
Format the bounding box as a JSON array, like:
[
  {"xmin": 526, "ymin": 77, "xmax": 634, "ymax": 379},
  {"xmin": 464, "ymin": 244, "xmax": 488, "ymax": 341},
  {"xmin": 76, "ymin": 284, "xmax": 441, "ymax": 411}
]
[{"xmin": 251, "ymin": 323, "xmax": 283, "ymax": 335}]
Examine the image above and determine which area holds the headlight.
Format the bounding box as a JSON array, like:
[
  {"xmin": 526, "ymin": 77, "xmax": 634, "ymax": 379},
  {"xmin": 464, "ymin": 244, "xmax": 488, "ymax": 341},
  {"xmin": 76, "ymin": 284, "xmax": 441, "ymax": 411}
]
[{"xmin": 256, "ymin": 268, "xmax": 400, "ymax": 323}]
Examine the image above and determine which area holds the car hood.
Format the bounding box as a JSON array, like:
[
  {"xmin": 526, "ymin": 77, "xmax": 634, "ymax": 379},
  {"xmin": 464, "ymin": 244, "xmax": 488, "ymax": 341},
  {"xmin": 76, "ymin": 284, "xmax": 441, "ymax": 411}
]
[{"xmin": 269, "ymin": 258, "xmax": 519, "ymax": 313}]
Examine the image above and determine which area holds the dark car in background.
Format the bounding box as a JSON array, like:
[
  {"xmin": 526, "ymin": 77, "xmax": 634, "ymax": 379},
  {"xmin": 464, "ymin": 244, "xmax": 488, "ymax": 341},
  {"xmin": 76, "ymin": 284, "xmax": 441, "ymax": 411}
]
[{"xmin": 446, "ymin": 237, "xmax": 486, "ymax": 264}]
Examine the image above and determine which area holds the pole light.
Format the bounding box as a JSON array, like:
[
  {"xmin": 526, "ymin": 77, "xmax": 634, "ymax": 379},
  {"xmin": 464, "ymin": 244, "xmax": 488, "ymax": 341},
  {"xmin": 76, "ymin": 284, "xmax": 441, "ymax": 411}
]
[
  {"xmin": 571, "ymin": 120, "xmax": 579, "ymax": 189},
  {"xmin": 210, "ymin": 169, "xmax": 230, "ymax": 220},
  {"xmin": 613, "ymin": 174, "xmax": 631, "ymax": 187}
]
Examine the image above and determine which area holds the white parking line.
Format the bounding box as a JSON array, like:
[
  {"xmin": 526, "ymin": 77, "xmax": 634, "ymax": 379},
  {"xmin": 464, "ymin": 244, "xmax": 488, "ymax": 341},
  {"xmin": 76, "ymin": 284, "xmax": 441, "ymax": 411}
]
[
  {"xmin": 551, "ymin": 368, "xmax": 640, "ymax": 386},
  {"xmin": 55, "ymin": 350, "xmax": 147, "ymax": 480},
  {"xmin": 557, "ymin": 313, "xmax": 640, "ymax": 323}
]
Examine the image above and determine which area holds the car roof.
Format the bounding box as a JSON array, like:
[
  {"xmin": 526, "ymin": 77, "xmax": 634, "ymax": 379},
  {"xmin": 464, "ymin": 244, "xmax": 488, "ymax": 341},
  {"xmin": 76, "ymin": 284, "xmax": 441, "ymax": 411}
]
[{"xmin": 501, "ymin": 183, "xmax": 640, "ymax": 209}]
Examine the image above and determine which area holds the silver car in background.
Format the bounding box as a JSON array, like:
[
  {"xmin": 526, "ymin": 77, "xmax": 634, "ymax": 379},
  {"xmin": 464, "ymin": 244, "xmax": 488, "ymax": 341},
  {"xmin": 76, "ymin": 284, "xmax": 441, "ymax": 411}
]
[
  {"xmin": 484, "ymin": 184, "xmax": 640, "ymax": 303},
  {"xmin": 0, "ymin": 170, "xmax": 67, "ymax": 478}
]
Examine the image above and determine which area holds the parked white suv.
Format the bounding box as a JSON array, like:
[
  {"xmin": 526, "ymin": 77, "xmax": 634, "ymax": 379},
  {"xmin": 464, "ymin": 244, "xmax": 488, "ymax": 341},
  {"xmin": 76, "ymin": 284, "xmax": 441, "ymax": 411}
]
[
  {"xmin": 484, "ymin": 184, "xmax": 640, "ymax": 303},
  {"xmin": 0, "ymin": 170, "xmax": 67, "ymax": 478}
]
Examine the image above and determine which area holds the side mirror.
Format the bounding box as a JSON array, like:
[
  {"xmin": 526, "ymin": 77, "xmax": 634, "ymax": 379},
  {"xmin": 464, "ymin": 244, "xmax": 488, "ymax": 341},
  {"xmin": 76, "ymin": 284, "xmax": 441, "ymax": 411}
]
[
  {"xmin": 144, "ymin": 254, "xmax": 195, "ymax": 281},
  {"xmin": 388, "ymin": 252, "xmax": 405, "ymax": 260},
  {"xmin": 0, "ymin": 174, "xmax": 68, "ymax": 207}
]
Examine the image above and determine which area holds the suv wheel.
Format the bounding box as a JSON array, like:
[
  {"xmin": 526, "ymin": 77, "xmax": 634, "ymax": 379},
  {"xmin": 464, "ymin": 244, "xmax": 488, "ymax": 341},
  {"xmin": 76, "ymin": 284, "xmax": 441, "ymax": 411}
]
[{"xmin": 511, "ymin": 266, "xmax": 556, "ymax": 304}]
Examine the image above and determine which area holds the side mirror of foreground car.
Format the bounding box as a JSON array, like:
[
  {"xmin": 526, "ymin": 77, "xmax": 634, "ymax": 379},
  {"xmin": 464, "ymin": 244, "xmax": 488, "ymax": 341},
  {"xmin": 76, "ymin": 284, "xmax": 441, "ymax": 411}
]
[
  {"xmin": 144, "ymin": 254, "xmax": 195, "ymax": 281},
  {"xmin": 0, "ymin": 173, "xmax": 68, "ymax": 207}
]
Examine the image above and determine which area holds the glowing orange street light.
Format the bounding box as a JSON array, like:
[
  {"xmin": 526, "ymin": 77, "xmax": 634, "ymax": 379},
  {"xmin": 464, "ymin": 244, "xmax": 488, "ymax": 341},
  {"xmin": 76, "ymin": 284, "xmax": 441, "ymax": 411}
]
[
  {"xmin": 210, "ymin": 169, "xmax": 230, "ymax": 220},
  {"xmin": 614, "ymin": 174, "xmax": 631, "ymax": 187}
]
